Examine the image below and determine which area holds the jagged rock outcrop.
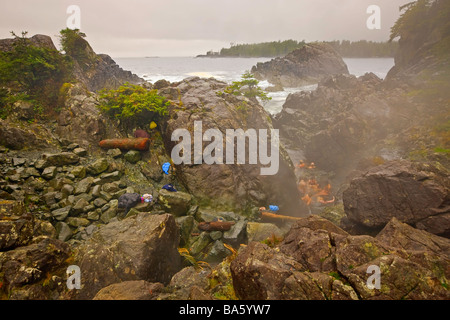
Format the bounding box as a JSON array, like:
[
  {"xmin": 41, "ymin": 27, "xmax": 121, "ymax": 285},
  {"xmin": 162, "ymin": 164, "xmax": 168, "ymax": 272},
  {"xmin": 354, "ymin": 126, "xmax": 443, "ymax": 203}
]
[
  {"xmin": 0, "ymin": 34, "xmax": 57, "ymax": 52},
  {"xmin": 0, "ymin": 237, "xmax": 72, "ymax": 299},
  {"xmin": 230, "ymin": 215, "xmax": 450, "ymax": 300},
  {"xmin": 273, "ymin": 72, "xmax": 413, "ymax": 179},
  {"xmin": 251, "ymin": 42, "xmax": 349, "ymax": 87}
]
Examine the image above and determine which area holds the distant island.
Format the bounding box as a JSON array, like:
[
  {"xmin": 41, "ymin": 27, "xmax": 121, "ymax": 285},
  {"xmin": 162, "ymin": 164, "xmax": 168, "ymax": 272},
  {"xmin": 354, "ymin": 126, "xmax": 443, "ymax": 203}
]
[{"xmin": 197, "ymin": 39, "xmax": 399, "ymax": 58}]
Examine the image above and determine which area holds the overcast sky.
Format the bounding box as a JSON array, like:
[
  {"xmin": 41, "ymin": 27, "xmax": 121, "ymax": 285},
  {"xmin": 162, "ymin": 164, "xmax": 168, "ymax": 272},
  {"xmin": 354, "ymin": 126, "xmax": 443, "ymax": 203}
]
[{"xmin": 0, "ymin": 0, "xmax": 410, "ymax": 57}]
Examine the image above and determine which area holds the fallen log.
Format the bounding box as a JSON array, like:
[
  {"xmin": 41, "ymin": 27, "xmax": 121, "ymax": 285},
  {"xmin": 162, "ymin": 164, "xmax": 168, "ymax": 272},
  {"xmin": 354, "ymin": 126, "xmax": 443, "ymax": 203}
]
[
  {"xmin": 198, "ymin": 221, "xmax": 235, "ymax": 232},
  {"xmin": 99, "ymin": 138, "xmax": 150, "ymax": 151},
  {"xmin": 260, "ymin": 211, "xmax": 301, "ymax": 221}
]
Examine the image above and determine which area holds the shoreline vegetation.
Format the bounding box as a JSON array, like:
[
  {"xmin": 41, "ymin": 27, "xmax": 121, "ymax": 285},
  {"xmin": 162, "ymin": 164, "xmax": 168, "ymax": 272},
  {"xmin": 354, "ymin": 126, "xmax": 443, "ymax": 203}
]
[{"xmin": 197, "ymin": 39, "xmax": 399, "ymax": 58}]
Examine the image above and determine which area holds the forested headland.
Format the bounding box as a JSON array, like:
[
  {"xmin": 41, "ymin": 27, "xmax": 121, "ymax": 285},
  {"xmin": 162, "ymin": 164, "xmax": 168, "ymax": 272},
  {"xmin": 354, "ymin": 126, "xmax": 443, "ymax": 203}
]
[{"xmin": 198, "ymin": 39, "xmax": 398, "ymax": 58}]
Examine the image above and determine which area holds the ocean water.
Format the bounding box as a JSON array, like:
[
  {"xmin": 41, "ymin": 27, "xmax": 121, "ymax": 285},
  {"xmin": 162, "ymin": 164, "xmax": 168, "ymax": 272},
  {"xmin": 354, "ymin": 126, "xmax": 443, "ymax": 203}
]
[{"xmin": 114, "ymin": 57, "xmax": 394, "ymax": 115}]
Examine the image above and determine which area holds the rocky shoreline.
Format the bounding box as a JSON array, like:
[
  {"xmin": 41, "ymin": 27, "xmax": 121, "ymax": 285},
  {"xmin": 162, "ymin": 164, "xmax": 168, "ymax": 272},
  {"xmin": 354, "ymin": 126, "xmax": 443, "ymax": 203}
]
[{"xmin": 1, "ymin": 1, "xmax": 449, "ymax": 300}]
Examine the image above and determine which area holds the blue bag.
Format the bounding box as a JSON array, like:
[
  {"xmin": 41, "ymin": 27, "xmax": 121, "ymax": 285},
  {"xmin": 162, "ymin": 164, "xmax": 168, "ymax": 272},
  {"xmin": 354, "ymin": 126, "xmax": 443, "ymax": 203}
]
[
  {"xmin": 269, "ymin": 205, "xmax": 279, "ymax": 212},
  {"xmin": 162, "ymin": 162, "xmax": 171, "ymax": 175},
  {"xmin": 162, "ymin": 184, "xmax": 177, "ymax": 192}
]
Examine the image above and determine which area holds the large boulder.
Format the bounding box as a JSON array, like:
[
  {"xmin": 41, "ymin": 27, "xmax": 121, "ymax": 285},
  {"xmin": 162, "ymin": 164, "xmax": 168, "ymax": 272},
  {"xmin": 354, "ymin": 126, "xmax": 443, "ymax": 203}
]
[
  {"xmin": 72, "ymin": 213, "xmax": 181, "ymax": 299},
  {"xmin": 251, "ymin": 42, "xmax": 349, "ymax": 87},
  {"xmin": 343, "ymin": 160, "xmax": 450, "ymax": 237},
  {"xmin": 160, "ymin": 77, "xmax": 307, "ymax": 216}
]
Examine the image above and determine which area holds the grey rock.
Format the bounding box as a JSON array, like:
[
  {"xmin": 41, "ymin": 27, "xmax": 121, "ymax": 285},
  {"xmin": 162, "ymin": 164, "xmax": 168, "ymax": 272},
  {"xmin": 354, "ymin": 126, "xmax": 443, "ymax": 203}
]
[
  {"xmin": 86, "ymin": 158, "xmax": 109, "ymax": 176},
  {"xmin": 124, "ymin": 150, "xmax": 141, "ymax": 164},
  {"xmin": 74, "ymin": 177, "xmax": 94, "ymax": 195},
  {"xmin": 223, "ymin": 219, "xmax": 248, "ymax": 247},
  {"xmin": 55, "ymin": 221, "xmax": 72, "ymax": 242},
  {"xmin": 61, "ymin": 184, "xmax": 74, "ymax": 198},
  {"xmin": 93, "ymin": 197, "xmax": 107, "ymax": 208},
  {"xmin": 205, "ymin": 240, "xmax": 230, "ymax": 263},
  {"xmin": 107, "ymin": 148, "xmax": 122, "ymax": 158},
  {"xmin": 158, "ymin": 189, "xmax": 192, "ymax": 216},
  {"xmin": 71, "ymin": 166, "xmax": 86, "ymax": 179},
  {"xmin": 52, "ymin": 206, "xmax": 72, "ymax": 221},
  {"xmin": 66, "ymin": 217, "xmax": 90, "ymax": 228},
  {"xmin": 87, "ymin": 209, "xmax": 100, "ymax": 221},
  {"xmin": 246, "ymin": 222, "xmax": 284, "ymax": 242},
  {"xmin": 42, "ymin": 152, "xmax": 79, "ymax": 167},
  {"xmin": 72, "ymin": 198, "xmax": 90, "ymax": 215},
  {"xmin": 12, "ymin": 158, "xmax": 26, "ymax": 167},
  {"xmin": 73, "ymin": 147, "xmax": 87, "ymax": 157},
  {"xmin": 42, "ymin": 166, "xmax": 57, "ymax": 180},
  {"xmin": 98, "ymin": 171, "xmax": 121, "ymax": 184}
]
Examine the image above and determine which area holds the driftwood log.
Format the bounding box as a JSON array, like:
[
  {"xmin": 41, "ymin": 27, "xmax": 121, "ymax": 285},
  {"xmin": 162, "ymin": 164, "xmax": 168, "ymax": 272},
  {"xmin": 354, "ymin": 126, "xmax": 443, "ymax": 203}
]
[
  {"xmin": 99, "ymin": 138, "xmax": 150, "ymax": 151},
  {"xmin": 260, "ymin": 211, "xmax": 301, "ymax": 221},
  {"xmin": 198, "ymin": 221, "xmax": 235, "ymax": 232}
]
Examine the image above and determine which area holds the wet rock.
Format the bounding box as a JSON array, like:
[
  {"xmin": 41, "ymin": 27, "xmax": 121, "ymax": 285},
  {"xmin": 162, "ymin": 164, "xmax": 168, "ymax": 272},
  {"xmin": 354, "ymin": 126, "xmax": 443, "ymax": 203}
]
[
  {"xmin": 12, "ymin": 158, "xmax": 26, "ymax": 167},
  {"xmin": 93, "ymin": 280, "xmax": 164, "ymax": 300},
  {"xmin": 55, "ymin": 221, "xmax": 72, "ymax": 242},
  {"xmin": 189, "ymin": 232, "xmax": 211, "ymax": 257},
  {"xmin": 73, "ymin": 147, "xmax": 87, "ymax": 157},
  {"xmin": 158, "ymin": 189, "xmax": 192, "ymax": 216},
  {"xmin": 0, "ymin": 237, "xmax": 71, "ymax": 299},
  {"xmin": 71, "ymin": 166, "xmax": 86, "ymax": 179},
  {"xmin": 0, "ymin": 200, "xmax": 34, "ymax": 250},
  {"xmin": 124, "ymin": 150, "xmax": 141, "ymax": 164},
  {"xmin": 74, "ymin": 177, "xmax": 94, "ymax": 195},
  {"xmin": 222, "ymin": 219, "xmax": 247, "ymax": 247},
  {"xmin": 41, "ymin": 152, "xmax": 79, "ymax": 167},
  {"xmin": 93, "ymin": 197, "xmax": 107, "ymax": 208},
  {"xmin": 41, "ymin": 166, "xmax": 57, "ymax": 180},
  {"xmin": 246, "ymin": 222, "xmax": 284, "ymax": 242},
  {"xmin": 282, "ymin": 271, "xmax": 358, "ymax": 300},
  {"xmin": 160, "ymin": 266, "xmax": 211, "ymax": 300},
  {"xmin": 86, "ymin": 158, "xmax": 109, "ymax": 176},
  {"xmin": 106, "ymin": 148, "xmax": 122, "ymax": 158},
  {"xmin": 98, "ymin": 171, "xmax": 121, "ymax": 184},
  {"xmin": 51, "ymin": 206, "xmax": 72, "ymax": 221},
  {"xmin": 66, "ymin": 217, "xmax": 90, "ymax": 228},
  {"xmin": 205, "ymin": 240, "xmax": 230, "ymax": 263},
  {"xmin": 176, "ymin": 215, "xmax": 195, "ymax": 246},
  {"xmin": 230, "ymin": 241, "xmax": 300, "ymax": 300},
  {"xmin": 73, "ymin": 213, "xmax": 181, "ymax": 299},
  {"xmin": 376, "ymin": 217, "xmax": 450, "ymax": 256}
]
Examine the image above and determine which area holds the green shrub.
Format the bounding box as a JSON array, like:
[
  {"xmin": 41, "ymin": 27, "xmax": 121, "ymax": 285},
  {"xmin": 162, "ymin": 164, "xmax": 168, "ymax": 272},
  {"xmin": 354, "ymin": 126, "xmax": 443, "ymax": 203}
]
[
  {"xmin": 98, "ymin": 83, "xmax": 170, "ymax": 131},
  {"xmin": 219, "ymin": 71, "xmax": 271, "ymax": 104},
  {"xmin": 0, "ymin": 31, "xmax": 72, "ymax": 114},
  {"xmin": 59, "ymin": 28, "xmax": 96, "ymax": 68}
]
